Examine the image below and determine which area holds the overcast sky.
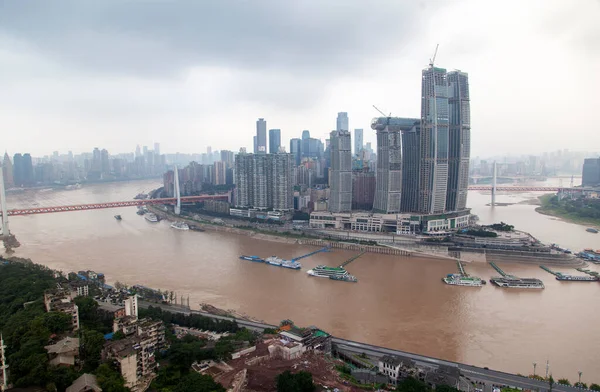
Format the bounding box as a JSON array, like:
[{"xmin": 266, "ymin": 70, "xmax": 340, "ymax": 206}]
[{"xmin": 1, "ymin": 0, "xmax": 599, "ymax": 158}]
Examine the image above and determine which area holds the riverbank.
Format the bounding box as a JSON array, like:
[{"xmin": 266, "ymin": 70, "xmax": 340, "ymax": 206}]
[{"xmin": 536, "ymin": 195, "xmax": 600, "ymax": 228}]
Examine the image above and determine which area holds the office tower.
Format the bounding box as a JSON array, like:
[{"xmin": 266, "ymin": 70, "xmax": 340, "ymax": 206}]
[
  {"xmin": 328, "ymin": 130, "xmax": 352, "ymax": 213},
  {"xmin": 2, "ymin": 153, "xmax": 13, "ymax": 188},
  {"xmin": 400, "ymin": 123, "xmax": 421, "ymax": 212},
  {"xmin": 269, "ymin": 154, "xmax": 294, "ymax": 210},
  {"xmin": 143, "ymin": 146, "xmax": 148, "ymax": 156},
  {"xmin": 253, "ymin": 136, "xmax": 258, "ymax": 154},
  {"xmin": 101, "ymin": 149, "xmax": 110, "ymax": 174},
  {"xmin": 336, "ymin": 112, "xmax": 349, "ymax": 131},
  {"xmin": 269, "ymin": 129, "xmax": 281, "ymax": 154},
  {"xmin": 135, "ymin": 145, "xmax": 141, "ymax": 158},
  {"xmin": 302, "ymin": 130, "xmax": 310, "ymax": 140},
  {"xmin": 354, "ymin": 129, "xmax": 363, "ymax": 156},
  {"xmin": 352, "ymin": 169, "xmax": 376, "ymax": 210},
  {"xmin": 213, "ymin": 161, "xmax": 227, "ymax": 185},
  {"xmin": 207, "ymin": 146, "xmax": 212, "ymax": 155},
  {"xmin": 12, "ymin": 154, "xmax": 23, "ymax": 186},
  {"xmin": 290, "ymin": 138, "xmax": 302, "ymax": 166},
  {"xmin": 446, "ymin": 71, "xmax": 470, "ymax": 211},
  {"xmin": 419, "ymin": 65, "xmax": 450, "ymax": 214},
  {"xmin": 256, "ymin": 118, "xmax": 267, "ymax": 154},
  {"xmin": 582, "ymin": 158, "xmax": 600, "ymax": 186},
  {"xmin": 20, "ymin": 153, "xmax": 34, "ymax": 185},
  {"xmin": 154, "ymin": 143, "xmax": 160, "ymax": 156}
]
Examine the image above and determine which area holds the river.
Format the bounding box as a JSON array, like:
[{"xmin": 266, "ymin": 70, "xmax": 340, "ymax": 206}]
[{"xmin": 3, "ymin": 179, "xmax": 600, "ymax": 383}]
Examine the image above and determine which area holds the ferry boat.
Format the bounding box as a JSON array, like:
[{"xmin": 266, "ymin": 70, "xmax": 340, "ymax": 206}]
[
  {"xmin": 144, "ymin": 213, "xmax": 158, "ymax": 223},
  {"xmin": 490, "ymin": 276, "xmax": 544, "ymax": 289},
  {"xmin": 307, "ymin": 265, "xmax": 358, "ymax": 282},
  {"xmin": 114, "ymin": 215, "xmax": 122, "ymax": 221},
  {"xmin": 586, "ymin": 228, "xmax": 598, "ymax": 233},
  {"xmin": 265, "ymin": 256, "xmax": 302, "ymax": 270},
  {"xmin": 170, "ymin": 221, "xmax": 189, "ymax": 230},
  {"xmin": 239, "ymin": 255, "xmax": 264, "ymax": 262},
  {"xmin": 442, "ymin": 274, "xmax": 485, "ymax": 287},
  {"xmin": 555, "ymin": 274, "xmax": 599, "ymax": 282}
]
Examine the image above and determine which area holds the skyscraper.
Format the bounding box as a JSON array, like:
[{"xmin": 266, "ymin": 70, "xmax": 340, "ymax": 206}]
[
  {"xmin": 253, "ymin": 136, "xmax": 258, "ymax": 154},
  {"xmin": 354, "ymin": 129, "xmax": 363, "ymax": 156},
  {"xmin": 101, "ymin": 149, "xmax": 110, "ymax": 175},
  {"xmin": 154, "ymin": 142, "xmax": 160, "ymax": 156},
  {"xmin": 2, "ymin": 153, "xmax": 13, "ymax": 188},
  {"xmin": 419, "ymin": 65, "xmax": 450, "ymax": 214},
  {"xmin": 290, "ymin": 138, "xmax": 302, "ymax": 166},
  {"xmin": 269, "ymin": 154, "xmax": 294, "ymax": 210},
  {"xmin": 269, "ymin": 129, "xmax": 281, "ymax": 154},
  {"xmin": 135, "ymin": 145, "xmax": 141, "ymax": 158},
  {"xmin": 21, "ymin": 153, "xmax": 34, "ymax": 186},
  {"xmin": 400, "ymin": 123, "xmax": 421, "ymax": 212},
  {"xmin": 328, "ymin": 130, "xmax": 352, "ymax": 213},
  {"xmin": 336, "ymin": 112, "xmax": 349, "ymax": 131},
  {"xmin": 582, "ymin": 158, "xmax": 600, "ymax": 186},
  {"xmin": 446, "ymin": 71, "xmax": 470, "ymax": 211},
  {"xmin": 213, "ymin": 161, "xmax": 227, "ymax": 185},
  {"xmin": 256, "ymin": 118, "xmax": 267, "ymax": 154},
  {"xmin": 12, "ymin": 154, "xmax": 23, "ymax": 186}
]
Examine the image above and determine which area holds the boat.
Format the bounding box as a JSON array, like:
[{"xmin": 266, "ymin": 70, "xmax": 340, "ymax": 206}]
[
  {"xmin": 144, "ymin": 213, "xmax": 158, "ymax": 223},
  {"xmin": 239, "ymin": 255, "xmax": 265, "ymax": 262},
  {"xmin": 555, "ymin": 274, "xmax": 599, "ymax": 282},
  {"xmin": 170, "ymin": 221, "xmax": 189, "ymax": 230},
  {"xmin": 265, "ymin": 256, "xmax": 302, "ymax": 270},
  {"xmin": 490, "ymin": 276, "xmax": 544, "ymax": 289},
  {"xmin": 189, "ymin": 225, "xmax": 206, "ymax": 232},
  {"xmin": 442, "ymin": 274, "xmax": 485, "ymax": 287},
  {"xmin": 65, "ymin": 183, "xmax": 82, "ymax": 190},
  {"xmin": 114, "ymin": 215, "xmax": 122, "ymax": 221},
  {"xmin": 307, "ymin": 265, "xmax": 357, "ymax": 282},
  {"xmin": 586, "ymin": 228, "xmax": 598, "ymax": 233}
]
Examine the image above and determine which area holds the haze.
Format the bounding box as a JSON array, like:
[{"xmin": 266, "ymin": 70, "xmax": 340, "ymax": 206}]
[{"xmin": 1, "ymin": 0, "xmax": 599, "ymax": 157}]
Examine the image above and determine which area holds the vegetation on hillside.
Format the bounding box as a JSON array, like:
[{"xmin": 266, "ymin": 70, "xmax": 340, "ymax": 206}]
[
  {"xmin": 464, "ymin": 229, "xmax": 498, "ymax": 238},
  {"xmin": 537, "ymin": 194, "xmax": 600, "ymax": 225},
  {"xmin": 276, "ymin": 370, "xmax": 316, "ymax": 392}
]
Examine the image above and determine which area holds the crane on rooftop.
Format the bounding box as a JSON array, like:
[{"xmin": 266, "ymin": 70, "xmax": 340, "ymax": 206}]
[
  {"xmin": 372, "ymin": 105, "xmax": 390, "ymax": 117},
  {"xmin": 429, "ymin": 43, "xmax": 439, "ymax": 68}
]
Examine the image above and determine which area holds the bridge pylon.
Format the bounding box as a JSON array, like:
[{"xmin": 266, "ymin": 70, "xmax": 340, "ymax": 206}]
[
  {"xmin": 174, "ymin": 165, "xmax": 181, "ymax": 215},
  {"xmin": 491, "ymin": 161, "xmax": 497, "ymax": 207},
  {"xmin": 0, "ymin": 164, "xmax": 19, "ymax": 251}
]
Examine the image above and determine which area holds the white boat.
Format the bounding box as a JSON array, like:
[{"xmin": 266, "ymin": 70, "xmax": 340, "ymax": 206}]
[
  {"xmin": 307, "ymin": 265, "xmax": 357, "ymax": 282},
  {"xmin": 170, "ymin": 221, "xmax": 189, "ymax": 230},
  {"xmin": 145, "ymin": 213, "xmax": 158, "ymax": 223},
  {"xmin": 265, "ymin": 256, "xmax": 301, "ymax": 270},
  {"xmin": 442, "ymin": 274, "xmax": 484, "ymax": 287}
]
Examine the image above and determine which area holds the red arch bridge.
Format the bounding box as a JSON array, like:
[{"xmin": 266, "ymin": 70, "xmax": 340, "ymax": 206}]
[
  {"xmin": 1, "ymin": 187, "xmax": 575, "ymax": 217},
  {"xmin": 3, "ymin": 194, "xmax": 230, "ymax": 217}
]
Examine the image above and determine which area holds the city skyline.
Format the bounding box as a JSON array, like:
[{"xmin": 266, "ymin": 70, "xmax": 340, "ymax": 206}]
[{"xmin": 1, "ymin": 1, "xmax": 599, "ymax": 156}]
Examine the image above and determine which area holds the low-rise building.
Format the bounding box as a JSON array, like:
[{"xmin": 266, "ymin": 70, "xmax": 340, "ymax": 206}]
[
  {"xmin": 44, "ymin": 289, "xmax": 80, "ymax": 330},
  {"xmin": 45, "ymin": 337, "xmax": 80, "ymax": 366},
  {"xmin": 378, "ymin": 354, "xmax": 416, "ymax": 385},
  {"xmin": 66, "ymin": 373, "xmax": 102, "ymax": 392}
]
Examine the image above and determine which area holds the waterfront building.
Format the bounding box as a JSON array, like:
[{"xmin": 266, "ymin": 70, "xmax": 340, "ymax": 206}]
[
  {"xmin": 354, "ymin": 128, "xmax": 363, "ymax": 156},
  {"xmin": 269, "ymin": 129, "xmax": 281, "ymax": 154},
  {"xmin": 256, "ymin": 118, "xmax": 267, "ymax": 154},
  {"xmin": 329, "ymin": 130, "xmax": 352, "ymax": 213},
  {"xmin": 378, "ymin": 355, "xmax": 416, "ymax": 385},
  {"xmin": 336, "ymin": 112, "xmax": 349, "ymax": 131},
  {"xmin": 582, "ymin": 158, "xmax": 600, "ymax": 186},
  {"xmin": 352, "ymin": 169, "xmax": 376, "ymax": 210},
  {"xmin": 419, "ymin": 65, "xmax": 450, "ymax": 214},
  {"xmin": 446, "ymin": 71, "xmax": 471, "ymax": 211}
]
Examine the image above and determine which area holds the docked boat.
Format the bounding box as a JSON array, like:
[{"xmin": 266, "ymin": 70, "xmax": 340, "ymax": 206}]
[
  {"xmin": 171, "ymin": 221, "xmax": 189, "ymax": 230},
  {"xmin": 239, "ymin": 255, "xmax": 264, "ymax": 262},
  {"xmin": 144, "ymin": 213, "xmax": 158, "ymax": 223},
  {"xmin": 442, "ymin": 274, "xmax": 485, "ymax": 287},
  {"xmin": 114, "ymin": 215, "xmax": 122, "ymax": 221},
  {"xmin": 555, "ymin": 274, "xmax": 599, "ymax": 282},
  {"xmin": 307, "ymin": 265, "xmax": 357, "ymax": 282},
  {"xmin": 490, "ymin": 276, "xmax": 544, "ymax": 289},
  {"xmin": 265, "ymin": 256, "xmax": 302, "ymax": 269},
  {"xmin": 189, "ymin": 225, "xmax": 206, "ymax": 232},
  {"xmin": 586, "ymin": 228, "xmax": 598, "ymax": 233}
]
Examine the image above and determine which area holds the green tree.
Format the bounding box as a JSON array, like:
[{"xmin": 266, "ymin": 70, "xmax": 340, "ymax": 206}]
[
  {"xmin": 435, "ymin": 385, "xmax": 459, "ymax": 392},
  {"xmin": 173, "ymin": 372, "xmax": 225, "ymax": 392},
  {"xmin": 112, "ymin": 330, "xmax": 126, "ymax": 340},
  {"xmin": 276, "ymin": 371, "xmax": 315, "ymax": 392},
  {"xmin": 589, "ymin": 383, "xmax": 600, "ymax": 391},
  {"xmin": 557, "ymin": 378, "xmax": 571, "ymax": 386},
  {"xmin": 82, "ymin": 329, "xmax": 106, "ymax": 372},
  {"xmin": 548, "ymin": 375, "xmax": 554, "ymax": 392},
  {"xmin": 574, "ymin": 382, "xmax": 588, "ymax": 389},
  {"xmin": 395, "ymin": 377, "xmax": 431, "ymax": 392},
  {"xmin": 95, "ymin": 363, "xmax": 129, "ymax": 392},
  {"xmin": 41, "ymin": 311, "xmax": 72, "ymax": 333}
]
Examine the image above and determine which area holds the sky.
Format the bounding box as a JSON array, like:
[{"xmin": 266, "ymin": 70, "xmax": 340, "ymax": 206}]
[{"xmin": 1, "ymin": 0, "xmax": 599, "ymax": 158}]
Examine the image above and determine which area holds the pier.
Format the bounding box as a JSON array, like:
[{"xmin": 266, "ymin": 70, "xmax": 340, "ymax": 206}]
[
  {"xmin": 489, "ymin": 261, "xmax": 510, "ymax": 277},
  {"xmin": 298, "ymin": 239, "xmax": 412, "ymax": 256},
  {"xmin": 339, "ymin": 251, "xmax": 366, "ymax": 268},
  {"xmin": 457, "ymin": 259, "xmax": 467, "ymax": 275},
  {"xmin": 576, "ymin": 268, "xmax": 600, "ymax": 278},
  {"xmin": 540, "ymin": 265, "xmax": 559, "ymax": 276},
  {"xmin": 291, "ymin": 246, "xmax": 331, "ymax": 262}
]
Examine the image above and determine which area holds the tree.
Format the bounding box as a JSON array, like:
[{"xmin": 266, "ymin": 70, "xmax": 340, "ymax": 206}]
[
  {"xmin": 82, "ymin": 329, "xmax": 106, "ymax": 372},
  {"xmin": 276, "ymin": 371, "xmax": 315, "ymax": 392},
  {"xmin": 589, "ymin": 383, "xmax": 600, "ymax": 391},
  {"xmin": 41, "ymin": 311, "xmax": 72, "ymax": 333},
  {"xmin": 395, "ymin": 376, "xmax": 431, "ymax": 392},
  {"xmin": 173, "ymin": 373, "xmax": 225, "ymax": 392},
  {"xmin": 435, "ymin": 385, "xmax": 459, "ymax": 392},
  {"xmin": 114, "ymin": 281, "xmax": 126, "ymax": 290},
  {"xmin": 557, "ymin": 378, "xmax": 571, "ymax": 386},
  {"xmin": 548, "ymin": 375, "xmax": 554, "ymax": 392},
  {"xmin": 574, "ymin": 382, "xmax": 588, "ymax": 389},
  {"xmin": 95, "ymin": 363, "xmax": 129, "ymax": 392}
]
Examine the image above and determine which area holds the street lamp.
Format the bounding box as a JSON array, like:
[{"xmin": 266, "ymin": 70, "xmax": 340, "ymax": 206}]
[
  {"xmin": 533, "ymin": 362, "xmax": 537, "ymax": 377},
  {"xmin": 578, "ymin": 371, "xmax": 582, "ymax": 384}
]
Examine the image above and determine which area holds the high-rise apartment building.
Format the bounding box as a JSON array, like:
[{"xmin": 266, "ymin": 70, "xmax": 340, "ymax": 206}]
[
  {"xmin": 269, "ymin": 129, "xmax": 281, "ymax": 154},
  {"xmin": 220, "ymin": 150, "xmax": 235, "ymax": 168},
  {"xmin": 419, "ymin": 66, "xmax": 450, "ymax": 214},
  {"xmin": 290, "ymin": 138, "xmax": 302, "ymax": 166},
  {"xmin": 328, "ymin": 130, "xmax": 352, "ymax": 213},
  {"xmin": 213, "ymin": 161, "xmax": 227, "ymax": 185},
  {"xmin": 354, "ymin": 129, "xmax": 363, "ymax": 156},
  {"xmin": 446, "ymin": 71, "xmax": 470, "ymax": 211},
  {"xmin": 256, "ymin": 118, "xmax": 267, "ymax": 154},
  {"xmin": 101, "ymin": 149, "xmax": 110, "ymax": 175},
  {"xmin": 400, "ymin": 123, "xmax": 421, "ymax": 212},
  {"xmin": 234, "ymin": 152, "xmax": 293, "ymax": 210},
  {"xmin": 336, "ymin": 112, "xmax": 349, "ymax": 131},
  {"xmin": 253, "ymin": 136, "xmax": 258, "ymax": 154}
]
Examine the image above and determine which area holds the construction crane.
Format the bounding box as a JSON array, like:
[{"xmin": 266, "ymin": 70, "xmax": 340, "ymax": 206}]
[
  {"xmin": 372, "ymin": 105, "xmax": 390, "ymax": 117},
  {"xmin": 429, "ymin": 43, "xmax": 439, "ymax": 67}
]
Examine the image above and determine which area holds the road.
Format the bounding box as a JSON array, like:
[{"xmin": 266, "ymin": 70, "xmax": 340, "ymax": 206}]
[{"xmin": 139, "ymin": 301, "xmax": 587, "ymax": 392}]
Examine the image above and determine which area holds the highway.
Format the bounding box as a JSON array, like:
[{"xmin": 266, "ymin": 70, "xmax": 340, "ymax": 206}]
[{"xmin": 139, "ymin": 301, "xmax": 587, "ymax": 392}]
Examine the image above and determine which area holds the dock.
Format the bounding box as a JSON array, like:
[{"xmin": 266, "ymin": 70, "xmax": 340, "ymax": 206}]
[
  {"xmin": 291, "ymin": 246, "xmax": 331, "ymax": 262},
  {"xmin": 339, "ymin": 252, "xmax": 366, "ymax": 268},
  {"xmin": 489, "ymin": 261, "xmax": 510, "ymax": 277},
  {"xmin": 576, "ymin": 268, "xmax": 600, "ymax": 278},
  {"xmin": 540, "ymin": 265, "xmax": 559, "ymax": 276},
  {"xmin": 457, "ymin": 260, "xmax": 467, "ymax": 275}
]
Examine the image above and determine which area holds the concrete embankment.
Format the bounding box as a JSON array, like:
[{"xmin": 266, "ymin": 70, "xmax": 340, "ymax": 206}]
[{"xmin": 298, "ymin": 239, "xmax": 412, "ymax": 256}]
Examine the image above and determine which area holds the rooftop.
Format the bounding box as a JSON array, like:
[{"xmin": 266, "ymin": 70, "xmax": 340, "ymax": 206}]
[
  {"xmin": 45, "ymin": 337, "xmax": 80, "ymax": 354},
  {"xmin": 66, "ymin": 374, "xmax": 102, "ymax": 392}
]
